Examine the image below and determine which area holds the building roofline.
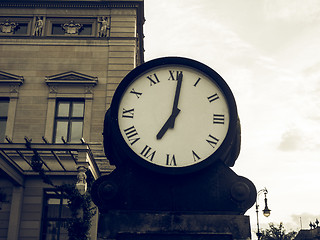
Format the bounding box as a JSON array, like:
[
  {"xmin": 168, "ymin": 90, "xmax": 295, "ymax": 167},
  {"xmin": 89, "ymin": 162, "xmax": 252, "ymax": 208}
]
[{"xmin": 0, "ymin": 0, "xmax": 143, "ymax": 8}]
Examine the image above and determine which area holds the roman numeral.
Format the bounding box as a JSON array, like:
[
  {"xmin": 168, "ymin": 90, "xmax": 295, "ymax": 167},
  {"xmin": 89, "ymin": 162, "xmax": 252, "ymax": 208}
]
[
  {"xmin": 213, "ymin": 114, "xmax": 225, "ymax": 124},
  {"xmin": 192, "ymin": 150, "xmax": 201, "ymax": 162},
  {"xmin": 141, "ymin": 145, "xmax": 156, "ymax": 161},
  {"xmin": 166, "ymin": 154, "xmax": 177, "ymax": 166},
  {"xmin": 208, "ymin": 93, "xmax": 219, "ymax": 102},
  {"xmin": 194, "ymin": 77, "xmax": 201, "ymax": 87},
  {"xmin": 168, "ymin": 70, "xmax": 183, "ymax": 81},
  {"xmin": 123, "ymin": 126, "xmax": 140, "ymax": 145},
  {"xmin": 147, "ymin": 73, "xmax": 160, "ymax": 86},
  {"xmin": 122, "ymin": 108, "xmax": 134, "ymax": 118},
  {"xmin": 130, "ymin": 88, "xmax": 142, "ymax": 98},
  {"xmin": 206, "ymin": 134, "xmax": 219, "ymax": 148}
]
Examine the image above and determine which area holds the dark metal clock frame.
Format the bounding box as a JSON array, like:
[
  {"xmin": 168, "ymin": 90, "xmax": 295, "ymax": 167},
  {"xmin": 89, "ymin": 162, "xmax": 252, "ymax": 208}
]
[{"xmin": 106, "ymin": 56, "xmax": 239, "ymax": 175}]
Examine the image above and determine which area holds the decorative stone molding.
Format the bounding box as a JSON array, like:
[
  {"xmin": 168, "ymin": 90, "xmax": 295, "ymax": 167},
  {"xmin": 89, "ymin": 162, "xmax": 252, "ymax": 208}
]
[
  {"xmin": 0, "ymin": 2, "xmax": 141, "ymax": 9},
  {"xmin": 0, "ymin": 19, "xmax": 18, "ymax": 34},
  {"xmin": 85, "ymin": 85, "xmax": 94, "ymax": 94},
  {"xmin": 0, "ymin": 71, "xmax": 23, "ymax": 100},
  {"xmin": 62, "ymin": 20, "xmax": 82, "ymax": 35},
  {"xmin": 0, "ymin": 70, "xmax": 24, "ymax": 85},
  {"xmin": 9, "ymin": 84, "xmax": 20, "ymax": 94},
  {"xmin": 45, "ymin": 71, "xmax": 98, "ymax": 86},
  {"xmin": 49, "ymin": 85, "xmax": 58, "ymax": 94}
]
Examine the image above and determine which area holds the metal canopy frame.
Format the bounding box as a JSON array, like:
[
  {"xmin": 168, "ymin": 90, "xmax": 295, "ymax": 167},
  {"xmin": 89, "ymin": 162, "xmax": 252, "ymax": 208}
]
[{"xmin": 0, "ymin": 138, "xmax": 101, "ymax": 185}]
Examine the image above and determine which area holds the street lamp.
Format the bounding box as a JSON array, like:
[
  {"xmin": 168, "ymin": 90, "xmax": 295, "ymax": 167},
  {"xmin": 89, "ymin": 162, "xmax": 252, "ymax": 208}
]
[{"xmin": 256, "ymin": 188, "xmax": 271, "ymax": 239}]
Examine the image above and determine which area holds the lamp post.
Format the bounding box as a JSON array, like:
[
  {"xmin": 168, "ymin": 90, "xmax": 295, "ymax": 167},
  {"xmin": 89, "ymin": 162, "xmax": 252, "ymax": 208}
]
[{"xmin": 256, "ymin": 188, "xmax": 271, "ymax": 240}]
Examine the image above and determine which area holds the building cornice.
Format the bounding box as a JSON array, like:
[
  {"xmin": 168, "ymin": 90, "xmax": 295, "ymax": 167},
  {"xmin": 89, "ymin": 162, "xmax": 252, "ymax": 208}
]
[
  {"xmin": 0, "ymin": 0, "xmax": 145, "ymax": 63},
  {"xmin": 0, "ymin": 0, "xmax": 142, "ymax": 9}
]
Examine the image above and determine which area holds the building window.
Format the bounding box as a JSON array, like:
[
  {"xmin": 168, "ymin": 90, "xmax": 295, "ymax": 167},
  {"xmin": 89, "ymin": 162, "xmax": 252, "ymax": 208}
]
[
  {"xmin": 41, "ymin": 190, "xmax": 72, "ymax": 240},
  {"xmin": 53, "ymin": 100, "xmax": 84, "ymax": 143},
  {"xmin": 0, "ymin": 99, "xmax": 9, "ymax": 142}
]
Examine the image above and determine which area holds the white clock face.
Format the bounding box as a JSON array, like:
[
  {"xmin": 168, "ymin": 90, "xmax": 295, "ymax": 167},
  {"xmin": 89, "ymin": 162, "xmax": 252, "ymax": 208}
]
[{"xmin": 117, "ymin": 65, "xmax": 230, "ymax": 169}]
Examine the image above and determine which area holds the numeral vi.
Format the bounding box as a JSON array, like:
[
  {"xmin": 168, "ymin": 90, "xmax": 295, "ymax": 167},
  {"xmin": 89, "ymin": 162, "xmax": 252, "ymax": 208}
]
[{"xmin": 166, "ymin": 154, "xmax": 177, "ymax": 166}]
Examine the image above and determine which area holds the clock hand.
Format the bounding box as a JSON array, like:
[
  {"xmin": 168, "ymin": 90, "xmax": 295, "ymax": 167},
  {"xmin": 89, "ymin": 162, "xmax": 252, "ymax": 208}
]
[
  {"xmin": 156, "ymin": 72, "xmax": 183, "ymax": 140},
  {"xmin": 156, "ymin": 109, "xmax": 180, "ymax": 140},
  {"xmin": 171, "ymin": 71, "xmax": 183, "ymax": 127}
]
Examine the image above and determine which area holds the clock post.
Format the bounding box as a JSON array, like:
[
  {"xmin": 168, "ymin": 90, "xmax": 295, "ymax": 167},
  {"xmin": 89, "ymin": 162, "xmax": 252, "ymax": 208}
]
[{"xmin": 91, "ymin": 57, "xmax": 257, "ymax": 240}]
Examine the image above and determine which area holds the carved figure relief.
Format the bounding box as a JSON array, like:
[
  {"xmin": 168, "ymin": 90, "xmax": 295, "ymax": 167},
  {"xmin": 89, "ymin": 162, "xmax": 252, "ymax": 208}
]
[
  {"xmin": 62, "ymin": 20, "xmax": 82, "ymax": 35},
  {"xmin": 33, "ymin": 16, "xmax": 44, "ymax": 36},
  {"xmin": 98, "ymin": 17, "xmax": 110, "ymax": 37},
  {"xmin": 0, "ymin": 19, "xmax": 18, "ymax": 34}
]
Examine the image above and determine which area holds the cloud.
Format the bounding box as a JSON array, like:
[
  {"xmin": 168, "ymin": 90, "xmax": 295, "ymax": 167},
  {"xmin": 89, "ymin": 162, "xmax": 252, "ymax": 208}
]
[
  {"xmin": 278, "ymin": 129, "xmax": 302, "ymax": 151},
  {"xmin": 263, "ymin": 0, "xmax": 320, "ymax": 23}
]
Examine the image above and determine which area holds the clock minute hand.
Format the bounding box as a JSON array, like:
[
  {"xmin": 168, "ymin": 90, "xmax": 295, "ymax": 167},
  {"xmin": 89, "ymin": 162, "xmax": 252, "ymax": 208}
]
[
  {"xmin": 171, "ymin": 72, "xmax": 183, "ymax": 117},
  {"xmin": 156, "ymin": 72, "xmax": 183, "ymax": 140}
]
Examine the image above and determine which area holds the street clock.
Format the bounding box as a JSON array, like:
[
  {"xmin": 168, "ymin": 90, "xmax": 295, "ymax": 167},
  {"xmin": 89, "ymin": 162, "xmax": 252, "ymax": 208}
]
[{"xmin": 105, "ymin": 57, "xmax": 239, "ymax": 175}]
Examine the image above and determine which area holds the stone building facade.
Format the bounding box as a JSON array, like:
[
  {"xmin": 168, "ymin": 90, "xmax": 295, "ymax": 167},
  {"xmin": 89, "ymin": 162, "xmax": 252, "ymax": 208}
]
[{"xmin": 0, "ymin": 0, "xmax": 144, "ymax": 239}]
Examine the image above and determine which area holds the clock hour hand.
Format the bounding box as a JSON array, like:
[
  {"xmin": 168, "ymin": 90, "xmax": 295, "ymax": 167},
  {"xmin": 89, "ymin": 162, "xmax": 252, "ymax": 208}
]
[
  {"xmin": 156, "ymin": 72, "xmax": 183, "ymax": 140},
  {"xmin": 156, "ymin": 108, "xmax": 180, "ymax": 140}
]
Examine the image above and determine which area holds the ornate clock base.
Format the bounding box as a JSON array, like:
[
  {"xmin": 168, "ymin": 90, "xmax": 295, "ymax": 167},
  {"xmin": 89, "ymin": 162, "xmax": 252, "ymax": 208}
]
[
  {"xmin": 98, "ymin": 210, "xmax": 252, "ymax": 240},
  {"xmin": 91, "ymin": 160, "xmax": 256, "ymax": 214}
]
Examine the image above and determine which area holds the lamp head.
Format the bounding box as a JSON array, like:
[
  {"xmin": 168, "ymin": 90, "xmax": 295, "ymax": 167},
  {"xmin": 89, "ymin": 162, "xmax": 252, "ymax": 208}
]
[
  {"xmin": 263, "ymin": 191, "xmax": 271, "ymax": 217},
  {"xmin": 263, "ymin": 206, "xmax": 271, "ymax": 217}
]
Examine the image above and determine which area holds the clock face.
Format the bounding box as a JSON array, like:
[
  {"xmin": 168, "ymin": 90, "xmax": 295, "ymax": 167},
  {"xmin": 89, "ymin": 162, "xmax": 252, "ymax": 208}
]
[{"xmin": 111, "ymin": 57, "xmax": 237, "ymax": 174}]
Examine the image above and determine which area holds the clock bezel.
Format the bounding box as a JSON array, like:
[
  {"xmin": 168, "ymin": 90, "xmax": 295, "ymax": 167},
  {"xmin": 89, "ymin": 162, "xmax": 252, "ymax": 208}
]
[{"xmin": 108, "ymin": 56, "xmax": 238, "ymax": 175}]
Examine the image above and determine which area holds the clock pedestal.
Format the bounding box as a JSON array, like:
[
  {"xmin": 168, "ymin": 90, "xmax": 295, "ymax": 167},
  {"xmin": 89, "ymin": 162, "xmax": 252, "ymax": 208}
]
[
  {"xmin": 98, "ymin": 211, "xmax": 251, "ymax": 240},
  {"xmin": 91, "ymin": 160, "xmax": 256, "ymax": 239},
  {"xmin": 91, "ymin": 160, "xmax": 256, "ymax": 214}
]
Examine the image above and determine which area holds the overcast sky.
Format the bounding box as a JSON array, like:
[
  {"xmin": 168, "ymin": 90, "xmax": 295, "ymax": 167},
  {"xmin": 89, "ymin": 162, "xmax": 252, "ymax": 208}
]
[{"xmin": 144, "ymin": 0, "xmax": 320, "ymax": 237}]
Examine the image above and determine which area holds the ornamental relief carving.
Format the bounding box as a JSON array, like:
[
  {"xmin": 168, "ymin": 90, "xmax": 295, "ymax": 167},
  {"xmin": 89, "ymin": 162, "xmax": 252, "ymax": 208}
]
[
  {"xmin": 49, "ymin": 85, "xmax": 58, "ymax": 94},
  {"xmin": 9, "ymin": 84, "xmax": 20, "ymax": 94},
  {"xmin": 62, "ymin": 20, "xmax": 83, "ymax": 35},
  {"xmin": 33, "ymin": 16, "xmax": 44, "ymax": 36},
  {"xmin": 0, "ymin": 16, "xmax": 112, "ymax": 37},
  {"xmin": 98, "ymin": 16, "xmax": 110, "ymax": 38},
  {"xmin": 85, "ymin": 85, "xmax": 93, "ymax": 94},
  {"xmin": 0, "ymin": 19, "xmax": 18, "ymax": 33}
]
